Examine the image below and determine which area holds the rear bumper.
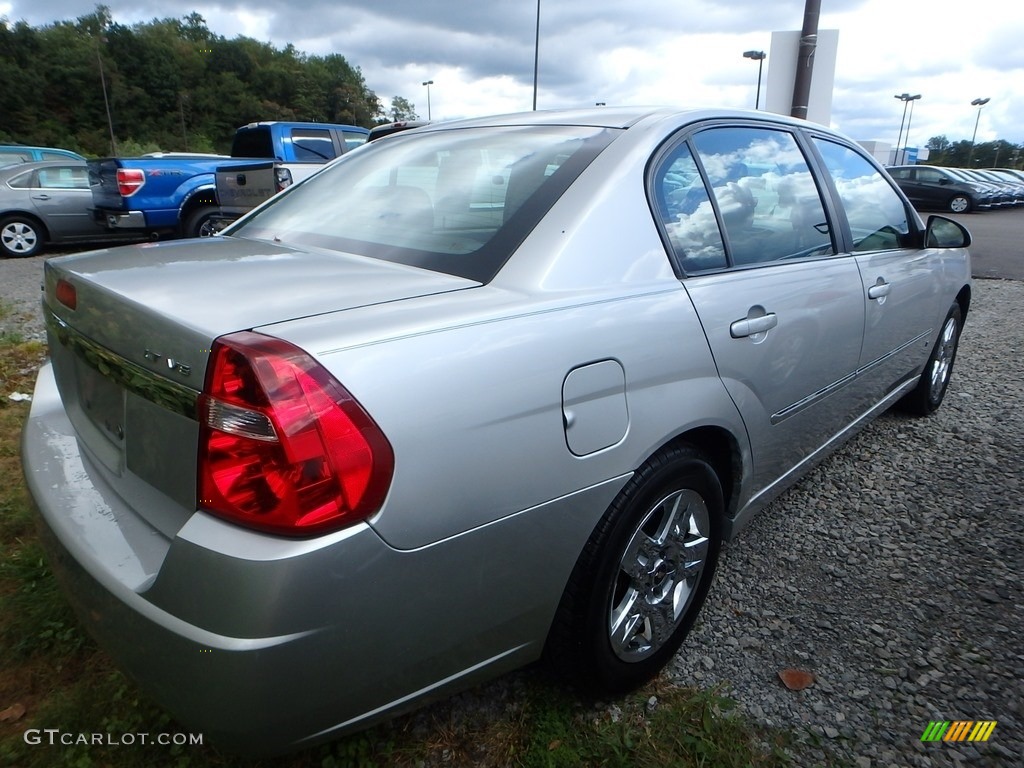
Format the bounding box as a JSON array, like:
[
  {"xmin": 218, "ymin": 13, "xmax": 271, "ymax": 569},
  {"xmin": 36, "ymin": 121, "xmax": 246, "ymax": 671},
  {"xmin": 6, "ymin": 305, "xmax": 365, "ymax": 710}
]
[
  {"xmin": 92, "ymin": 208, "xmax": 148, "ymax": 230},
  {"xmin": 22, "ymin": 361, "xmax": 612, "ymax": 754}
]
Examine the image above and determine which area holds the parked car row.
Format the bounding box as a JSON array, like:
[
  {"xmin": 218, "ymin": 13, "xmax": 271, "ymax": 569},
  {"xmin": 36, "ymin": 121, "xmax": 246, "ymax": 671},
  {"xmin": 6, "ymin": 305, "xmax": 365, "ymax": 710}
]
[{"xmin": 888, "ymin": 164, "xmax": 1024, "ymax": 213}]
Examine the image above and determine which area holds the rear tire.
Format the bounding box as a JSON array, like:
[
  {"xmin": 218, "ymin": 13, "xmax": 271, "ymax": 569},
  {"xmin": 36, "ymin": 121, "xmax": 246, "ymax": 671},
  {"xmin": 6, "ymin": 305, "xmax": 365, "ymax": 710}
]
[
  {"xmin": 899, "ymin": 302, "xmax": 962, "ymax": 416},
  {"xmin": 184, "ymin": 206, "xmax": 220, "ymax": 238},
  {"xmin": 0, "ymin": 215, "xmax": 44, "ymax": 257},
  {"xmin": 545, "ymin": 444, "xmax": 722, "ymax": 695}
]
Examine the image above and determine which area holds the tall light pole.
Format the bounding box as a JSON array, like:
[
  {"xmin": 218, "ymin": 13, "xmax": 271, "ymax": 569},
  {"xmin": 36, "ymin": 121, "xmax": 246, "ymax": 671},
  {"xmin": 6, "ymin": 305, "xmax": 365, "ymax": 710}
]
[
  {"xmin": 893, "ymin": 93, "xmax": 920, "ymax": 165},
  {"xmin": 532, "ymin": 0, "xmax": 541, "ymax": 110},
  {"xmin": 968, "ymin": 97, "xmax": 990, "ymax": 166},
  {"xmin": 902, "ymin": 94, "xmax": 921, "ymax": 165},
  {"xmin": 422, "ymin": 80, "xmax": 434, "ymax": 121},
  {"xmin": 96, "ymin": 36, "xmax": 117, "ymax": 156},
  {"xmin": 742, "ymin": 50, "xmax": 766, "ymax": 110}
]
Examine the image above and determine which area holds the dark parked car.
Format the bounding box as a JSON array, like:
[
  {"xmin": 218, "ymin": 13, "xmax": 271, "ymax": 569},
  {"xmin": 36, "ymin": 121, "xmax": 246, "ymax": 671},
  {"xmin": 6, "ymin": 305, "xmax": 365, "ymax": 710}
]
[
  {"xmin": 24, "ymin": 107, "xmax": 972, "ymax": 754},
  {"xmin": 0, "ymin": 161, "xmax": 141, "ymax": 257},
  {"xmin": 887, "ymin": 164, "xmax": 991, "ymax": 213}
]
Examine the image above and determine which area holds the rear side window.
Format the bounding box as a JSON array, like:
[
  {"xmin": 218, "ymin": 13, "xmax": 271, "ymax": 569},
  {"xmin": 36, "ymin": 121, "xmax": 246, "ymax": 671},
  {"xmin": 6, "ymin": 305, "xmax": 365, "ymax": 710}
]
[
  {"xmin": 813, "ymin": 139, "xmax": 911, "ymax": 252},
  {"xmin": 694, "ymin": 127, "xmax": 835, "ymax": 267},
  {"xmin": 291, "ymin": 128, "xmax": 337, "ymax": 161},
  {"xmin": 37, "ymin": 166, "xmax": 90, "ymax": 189},
  {"xmin": 235, "ymin": 125, "xmax": 616, "ymax": 283}
]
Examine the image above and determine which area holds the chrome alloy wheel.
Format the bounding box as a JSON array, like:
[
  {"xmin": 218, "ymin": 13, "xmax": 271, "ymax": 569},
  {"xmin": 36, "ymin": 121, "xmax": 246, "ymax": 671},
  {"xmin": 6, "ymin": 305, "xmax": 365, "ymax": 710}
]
[
  {"xmin": 1, "ymin": 220, "xmax": 39, "ymax": 255},
  {"xmin": 929, "ymin": 314, "xmax": 959, "ymax": 401},
  {"xmin": 609, "ymin": 488, "xmax": 710, "ymax": 661}
]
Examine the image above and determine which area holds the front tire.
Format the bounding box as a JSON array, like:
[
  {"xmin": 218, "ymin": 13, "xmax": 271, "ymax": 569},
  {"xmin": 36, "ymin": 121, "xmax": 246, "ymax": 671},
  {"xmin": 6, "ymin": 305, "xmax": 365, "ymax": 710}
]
[
  {"xmin": 0, "ymin": 215, "xmax": 44, "ymax": 257},
  {"xmin": 948, "ymin": 195, "xmax": 971, "ymax": 214},
  {"xmin": 899, "ymin": 302, "xmax": 962, "ymax": 416},
  {"xmin": 545, "ymin": 445, "xmax": 722, "ymax": 695}
]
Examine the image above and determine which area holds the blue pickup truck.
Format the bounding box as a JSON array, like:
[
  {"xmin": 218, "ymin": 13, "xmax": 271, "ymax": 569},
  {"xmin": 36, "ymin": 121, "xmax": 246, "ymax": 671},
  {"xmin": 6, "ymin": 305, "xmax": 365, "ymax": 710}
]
[{"xmin": 88, "ymin": 122, "xmax": 370, "ymax": 238}]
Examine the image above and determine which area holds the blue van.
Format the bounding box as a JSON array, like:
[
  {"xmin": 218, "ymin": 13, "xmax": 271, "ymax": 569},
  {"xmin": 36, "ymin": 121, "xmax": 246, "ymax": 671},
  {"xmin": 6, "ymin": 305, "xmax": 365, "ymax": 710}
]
[{"xmin": 0, "ymin": 144, "xmax": 86, "ymax": 165}]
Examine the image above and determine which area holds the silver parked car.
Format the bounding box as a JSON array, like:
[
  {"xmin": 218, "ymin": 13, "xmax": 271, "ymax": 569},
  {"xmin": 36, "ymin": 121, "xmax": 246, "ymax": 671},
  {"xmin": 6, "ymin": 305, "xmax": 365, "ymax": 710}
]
[
  {"xmin": 23, "ymin": 107, "xmax": 972, "ymax": 754},
  {"xmin": 0, "ymin": 160, "xmax": 142, "ymax": 257}
]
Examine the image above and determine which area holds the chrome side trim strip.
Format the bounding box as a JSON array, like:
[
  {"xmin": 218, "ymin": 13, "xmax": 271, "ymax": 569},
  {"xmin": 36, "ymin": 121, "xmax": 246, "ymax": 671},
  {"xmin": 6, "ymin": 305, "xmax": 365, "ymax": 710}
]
[
  {"xmin": 46, "ymin": 310, "xmax": 200, "ymax": 420},
  {"xmin": 770, "ymin": 330, "xmax": 930, "ymax": 425}
]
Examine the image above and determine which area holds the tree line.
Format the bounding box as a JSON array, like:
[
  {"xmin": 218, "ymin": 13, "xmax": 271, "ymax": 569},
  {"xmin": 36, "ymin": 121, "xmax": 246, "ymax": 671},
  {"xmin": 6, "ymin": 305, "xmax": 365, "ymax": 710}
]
[
  {"xmin": 0, "ymin": 6, "xmax": 420, "ymax": 157},
  {"xmin": 924, "ymin": 136, "xmax": 1023, "ymax": 169}
]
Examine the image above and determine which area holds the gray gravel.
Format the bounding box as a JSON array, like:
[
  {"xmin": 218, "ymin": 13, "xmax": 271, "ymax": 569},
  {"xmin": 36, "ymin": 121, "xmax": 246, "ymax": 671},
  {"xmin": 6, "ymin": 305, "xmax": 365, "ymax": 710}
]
[
  {"xmin": 2, "ymin": 254, "xmax": 1020, "ymax": 765},
  {"xmin": 669, "ymin": 278, "xmax": 1023, "ymax": 767}
]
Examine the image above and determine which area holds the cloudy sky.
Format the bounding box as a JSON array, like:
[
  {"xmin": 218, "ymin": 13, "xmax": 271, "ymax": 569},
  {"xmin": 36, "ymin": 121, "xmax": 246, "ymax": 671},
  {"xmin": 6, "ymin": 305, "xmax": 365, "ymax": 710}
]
[{"xmin": 4, "ymin": 0, "xmax": 1024, "ymax": 150}]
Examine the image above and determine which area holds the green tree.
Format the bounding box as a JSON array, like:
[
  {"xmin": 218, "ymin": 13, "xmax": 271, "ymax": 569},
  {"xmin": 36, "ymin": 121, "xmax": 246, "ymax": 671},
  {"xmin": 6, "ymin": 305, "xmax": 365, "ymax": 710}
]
[{"xmin": 388, "ymin": 96, "xmax": 418, "ymax": 121}]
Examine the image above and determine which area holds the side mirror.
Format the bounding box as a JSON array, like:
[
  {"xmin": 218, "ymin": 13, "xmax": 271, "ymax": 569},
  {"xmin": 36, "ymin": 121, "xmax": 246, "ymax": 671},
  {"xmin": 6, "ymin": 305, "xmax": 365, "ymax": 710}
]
[{"xmin": 925, "ymin": 215, "xmax": 971, "ymax": 248}]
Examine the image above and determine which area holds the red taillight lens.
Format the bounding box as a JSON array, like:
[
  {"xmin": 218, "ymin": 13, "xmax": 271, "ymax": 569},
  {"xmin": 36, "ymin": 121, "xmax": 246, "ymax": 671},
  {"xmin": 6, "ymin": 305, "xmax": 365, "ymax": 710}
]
[
  {"xmin": 198, "ymin": 331, "xmax": 394, "ymax": 536},
  {"xmin": 116, "ymin": 168, "xmax": 146, "ymax": 197},
  {"xmin": 55, "ymin": 278, "xmax": 77, "ymax": 310}
]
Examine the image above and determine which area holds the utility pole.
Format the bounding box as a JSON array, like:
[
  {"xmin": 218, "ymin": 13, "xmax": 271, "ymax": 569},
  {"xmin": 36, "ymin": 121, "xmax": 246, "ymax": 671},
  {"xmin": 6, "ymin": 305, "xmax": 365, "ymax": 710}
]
[{"xmin": 791, "ymin": 0, "xmax": 821, "ymax": 120}]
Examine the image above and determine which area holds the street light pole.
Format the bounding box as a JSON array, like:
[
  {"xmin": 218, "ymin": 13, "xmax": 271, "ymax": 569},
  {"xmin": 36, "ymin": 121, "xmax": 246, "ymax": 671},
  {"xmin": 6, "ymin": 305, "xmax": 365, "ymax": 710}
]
[
  {"xmin": 422, "ymin": 80, "xmax": 434, "ymax": 121},
  {"xmin": 532, "ymin": 0, "xmax": 541, "ymax": 110},
  {"xmin": 968, "ymin": 97, "xmax": 990, "ymax": 166},
  {"xmin": 742, "ymin": 50, "xmax": 766, "ymax": 110},
  {"xmin": 902, "ymin": 94, "xmax": 921, "ymax": 164},
  {"xmin": 893, "ymin": 93, "xmax": 920, "ymax": 165}
]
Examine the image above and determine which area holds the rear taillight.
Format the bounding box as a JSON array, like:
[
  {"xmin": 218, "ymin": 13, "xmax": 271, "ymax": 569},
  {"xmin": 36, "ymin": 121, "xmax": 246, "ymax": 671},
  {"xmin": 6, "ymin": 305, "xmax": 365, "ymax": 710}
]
[
  {"xmin": 116, "ymin": 168, "xmax": 146, "ymax": 197},
  {"xmin": 274, "ymin": 167, "xmax": 293, "ymax": 192},
  {"xmin": 198, "ymin": 331, "xmax": 394, "ymax": 536},
  {"xmin": 55, "ymin": 278, "xmax": 77, "ymax": 310}
]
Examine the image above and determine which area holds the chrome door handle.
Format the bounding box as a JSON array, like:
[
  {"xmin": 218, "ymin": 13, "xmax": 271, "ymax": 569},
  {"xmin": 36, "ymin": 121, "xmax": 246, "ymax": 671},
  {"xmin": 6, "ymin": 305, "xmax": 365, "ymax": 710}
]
[
  {"xmin": 868, "ymin": 281, "xmax": 891, "ymax": 300},
  {"xmin": 730, "ymin": 313, "xmax": 778, "ymax": 338}
]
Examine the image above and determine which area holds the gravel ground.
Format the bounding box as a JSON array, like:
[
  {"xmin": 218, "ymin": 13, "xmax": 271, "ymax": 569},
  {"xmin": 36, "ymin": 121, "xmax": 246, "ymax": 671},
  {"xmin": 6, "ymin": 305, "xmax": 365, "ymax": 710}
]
[{"xmin": 1, "ymin": 254, "xmax": 1020, "ymax": 766}]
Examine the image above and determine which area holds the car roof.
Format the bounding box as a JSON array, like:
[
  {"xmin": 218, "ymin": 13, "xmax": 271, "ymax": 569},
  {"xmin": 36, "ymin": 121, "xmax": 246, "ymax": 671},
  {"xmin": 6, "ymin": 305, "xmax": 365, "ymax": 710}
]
[{"xmin": 413, "ymin": 106, "xmax": 823, "ymax": 134}]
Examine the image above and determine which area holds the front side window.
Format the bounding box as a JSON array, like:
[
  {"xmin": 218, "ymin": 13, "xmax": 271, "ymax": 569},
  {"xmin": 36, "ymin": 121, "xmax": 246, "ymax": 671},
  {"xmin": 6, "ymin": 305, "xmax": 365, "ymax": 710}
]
[
  {"xmin": 813, "ymin": 139, "xmax": 911, "ymax": 252},
  {"xmin": 233, "ymin": 125, "xmax": 616, "ymax": 283},
  {"xmin": 342, "ymin": 130, "xmax": 368, "ymax": 151}
]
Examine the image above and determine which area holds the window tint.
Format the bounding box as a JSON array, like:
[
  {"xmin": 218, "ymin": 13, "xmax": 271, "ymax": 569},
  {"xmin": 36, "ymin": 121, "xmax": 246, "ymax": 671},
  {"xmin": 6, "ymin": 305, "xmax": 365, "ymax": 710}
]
[
  {"xmin": 917, "ymin": 168, "xmax": 945, "ymax": 183},
  {"xmin": 235, "ymin": 125, "xmax": 615, "ymax": 283},
  {"xmin": 813, "ymin": 139, "xmax": 911, "ymax": 252},
  {"xmin": 691, "ymin": 127, "xmax": 834, "ymax": 266},
  {"xmin": 651, "ymin": 143, "xmax": 727, "ymax": 272},
  {"xmin": 291, "ymin": 129, "xmax": 336, "ymax": 161},
  {"xmin": 887, "ymin": 168, "xmax": 911, "ymax": 180}
]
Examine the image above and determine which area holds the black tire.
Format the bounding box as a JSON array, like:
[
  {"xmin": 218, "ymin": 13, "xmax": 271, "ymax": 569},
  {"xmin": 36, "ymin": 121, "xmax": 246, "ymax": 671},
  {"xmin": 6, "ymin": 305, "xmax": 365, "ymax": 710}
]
[
  {"xmin": 0, "ymin": 214, "xmax": 45, "ymax": 257},
  {"xmin": 948, "ymin": 195, "xmax": 971, "ymax": 214},
  {"xmin": 183, "ymin": 206, "xmax": 220, "ymax": 238},
  {"xmin": 899, "ymin": 302, "xmax": 962, "ymax": 416},
  {"xmin": 545, "ymin": 444, "xmax": 722, "ymax": 695}
]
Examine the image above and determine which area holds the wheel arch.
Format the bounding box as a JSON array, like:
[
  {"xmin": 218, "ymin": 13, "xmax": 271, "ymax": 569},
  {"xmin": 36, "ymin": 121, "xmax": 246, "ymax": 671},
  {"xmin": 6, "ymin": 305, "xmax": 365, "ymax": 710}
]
[
  {"xmin": 956, "ymin": 284, "xmax": 971, "ymax": 321},
  {"xmin": 177, "ymin": 186, "xmax": 218, "ymax": 228},
  {"xmin": 643, "ymin": 424, "xmax": 742, "ymax": 527}
]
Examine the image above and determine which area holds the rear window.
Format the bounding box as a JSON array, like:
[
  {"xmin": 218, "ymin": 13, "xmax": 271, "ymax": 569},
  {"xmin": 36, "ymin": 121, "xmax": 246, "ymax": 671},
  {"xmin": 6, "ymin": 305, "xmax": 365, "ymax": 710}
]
[
  {"xmin": 231, "ymin": 127, "xmax": 275, "ymax": 158},
  {"xmin": 232, "ymin": 125, "xmax": 616, "ymax": 283}
]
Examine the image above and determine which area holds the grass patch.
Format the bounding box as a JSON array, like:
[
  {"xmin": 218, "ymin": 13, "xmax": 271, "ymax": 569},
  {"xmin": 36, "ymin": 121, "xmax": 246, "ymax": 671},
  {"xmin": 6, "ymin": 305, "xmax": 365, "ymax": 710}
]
[{"xmin": 0, "ymin": 337, "xmax": 804, "ymax": 767}]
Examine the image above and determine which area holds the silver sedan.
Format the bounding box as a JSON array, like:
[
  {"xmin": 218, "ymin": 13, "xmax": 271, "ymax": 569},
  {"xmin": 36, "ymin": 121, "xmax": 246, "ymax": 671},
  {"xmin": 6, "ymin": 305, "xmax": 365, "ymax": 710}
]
[{"xmin": 23, "ymin": 107, "xmax": 972, "ymax": 754}]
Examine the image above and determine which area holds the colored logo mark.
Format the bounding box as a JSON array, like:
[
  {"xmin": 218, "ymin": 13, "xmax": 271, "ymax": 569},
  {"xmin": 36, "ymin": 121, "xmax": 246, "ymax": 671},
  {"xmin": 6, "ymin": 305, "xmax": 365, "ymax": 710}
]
[{"xmin": 921, "ymin": 721, "xmax": 997, "ymax": 743}]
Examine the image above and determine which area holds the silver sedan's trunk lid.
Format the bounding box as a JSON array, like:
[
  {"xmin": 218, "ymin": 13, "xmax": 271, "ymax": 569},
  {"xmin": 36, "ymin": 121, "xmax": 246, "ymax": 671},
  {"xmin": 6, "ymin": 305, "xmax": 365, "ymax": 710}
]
[{"xmin": 42, "ymin": 236, "xmax": 476, "ymax": 531}]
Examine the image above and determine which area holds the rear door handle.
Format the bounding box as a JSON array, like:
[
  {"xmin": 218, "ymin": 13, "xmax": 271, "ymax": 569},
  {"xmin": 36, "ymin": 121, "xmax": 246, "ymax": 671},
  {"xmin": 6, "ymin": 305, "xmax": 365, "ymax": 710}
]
[
  {"xmin": 730, "ymin": 313, "xmax": 778, "ymax": 338},
  {"xmin": 868, "ymin": 280, "xmax": 891, "ymax": 300},
  {"xmin": 32, "ymin": 194, "xmax": 52, "ymax": 201}
]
